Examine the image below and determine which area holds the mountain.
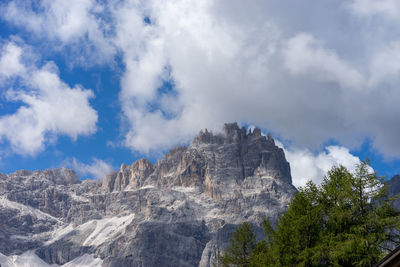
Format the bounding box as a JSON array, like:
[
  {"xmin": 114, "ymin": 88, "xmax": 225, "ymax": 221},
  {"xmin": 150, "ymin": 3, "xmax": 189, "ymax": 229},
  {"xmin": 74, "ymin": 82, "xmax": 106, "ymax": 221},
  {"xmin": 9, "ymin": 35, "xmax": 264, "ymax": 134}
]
[
  {"xmin": 387, "ymin": 174, "xmax": 400, "ymax": 211},
  {"xmin": 0, "ymin": 123, "xmax": 297, "ymax": 267}
]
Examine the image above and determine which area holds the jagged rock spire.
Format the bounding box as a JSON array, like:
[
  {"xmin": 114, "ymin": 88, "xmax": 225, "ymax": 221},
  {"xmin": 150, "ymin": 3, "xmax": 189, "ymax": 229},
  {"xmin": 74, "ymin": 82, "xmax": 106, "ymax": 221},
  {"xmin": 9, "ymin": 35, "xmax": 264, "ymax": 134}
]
[{"xmin": 103, "ymin": 122, "xmax": 292, "ymax": 193}]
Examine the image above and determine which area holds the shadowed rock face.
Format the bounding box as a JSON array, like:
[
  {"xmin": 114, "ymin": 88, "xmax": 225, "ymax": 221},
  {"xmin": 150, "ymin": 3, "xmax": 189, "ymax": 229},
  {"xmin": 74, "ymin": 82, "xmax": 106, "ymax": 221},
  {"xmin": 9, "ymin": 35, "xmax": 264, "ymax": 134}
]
[
  {"xmin": 102, "ymin": 158, "xmax": 154, "ymax": 192},
  {"xmin": 0, "ymin": 123, "xmax": 297, "ymax": 266},
  {"xmin": 103, "ymin": 123, "xmax": 292, "ymax": 196},
  {"xmin": 387, "ymin": 175, "xmax": 400, "ymax": 210}
]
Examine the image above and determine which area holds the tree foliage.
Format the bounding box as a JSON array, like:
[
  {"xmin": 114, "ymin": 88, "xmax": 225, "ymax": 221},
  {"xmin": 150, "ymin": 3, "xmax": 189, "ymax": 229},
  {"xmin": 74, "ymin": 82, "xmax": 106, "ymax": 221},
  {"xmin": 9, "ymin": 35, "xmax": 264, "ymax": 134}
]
[
  {"xmin": 218, "ymin": 222, "xmax": 256, "ymax": 267},
  {"xmin": 218, "ymin": 161, "xmax": 400, "ymax": 267}
]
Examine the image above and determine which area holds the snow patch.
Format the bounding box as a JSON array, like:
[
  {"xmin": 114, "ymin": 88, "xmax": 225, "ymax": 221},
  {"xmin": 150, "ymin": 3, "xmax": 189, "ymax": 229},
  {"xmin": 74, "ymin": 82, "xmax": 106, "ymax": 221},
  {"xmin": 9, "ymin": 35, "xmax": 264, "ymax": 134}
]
[
  {"xmin": 62, "ymin": 254, "xmax": 103, "ymax": 267},
  {"xmin": 69, "ymin": 194, "xmax": 89, "ymax": 203},
  {"xmin": 45, "ymin": 214, "xmax": 135, "ymax": 247},
  {"xmin": 0, "ymin": 252, "xmax": 14, "ymax": 267},
  {"xmin": 0, "ymin": 251, "xmax": 53, "ymax": 267},
  {"xmin": 123, "ymin": 184, "xmax": 154, "ymax": 192},
  {"xmin": 0, "ymin": 251, "xmax": 102, "ymax": 267},
  {"xmin": 44, "ymin": 224, "xmax": 75, "ymax": 246},
  {"xmin": 0, "ymin": 196, "xmax": 61, "ymax": 223},
  {"xmin": 81, "ymin": 214, "xmax": 135, "ymax": 246},
  {"xmin": 172, "ymin": 186, "xmax": 197, "ymax": 193}
]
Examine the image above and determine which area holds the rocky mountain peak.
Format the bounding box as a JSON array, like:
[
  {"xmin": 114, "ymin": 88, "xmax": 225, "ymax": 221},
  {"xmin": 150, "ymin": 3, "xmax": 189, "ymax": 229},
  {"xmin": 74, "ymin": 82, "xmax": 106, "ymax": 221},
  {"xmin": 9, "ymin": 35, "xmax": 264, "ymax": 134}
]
[
  {"xmin": 101, "ymin": 123, "xmax": 292, "ymax": 197},
  {"xmin": 102, "ymin": 158, "xmax": 154, "ymax": 192},
  {"xmin": 41, "ymin": 167, "xmax": 79, "ymax": 185},
  {"xmin": 0, "ymin": 122, "xmax": 297, "ymax": 267},
  {"xmin": 8, "ymin": 167, "xmax": 79, "ymax": 186},
  {"xmin": 222, "ymin": 122, "xmax": 245, "ymax": 139},
  {"xmin": 120, "ymin": 163, "xmax": 127, "ymax": 172},
  {"xmin": 191, "ymin": 122, "xmax": 274, "ymax": 146},
  {"xmin": 190, "ymin": 123, "xmax": 291, "ymax": 184},
  {"xmin": 132, "ymin": 158, "xmax": 153, "ymax": 170}
]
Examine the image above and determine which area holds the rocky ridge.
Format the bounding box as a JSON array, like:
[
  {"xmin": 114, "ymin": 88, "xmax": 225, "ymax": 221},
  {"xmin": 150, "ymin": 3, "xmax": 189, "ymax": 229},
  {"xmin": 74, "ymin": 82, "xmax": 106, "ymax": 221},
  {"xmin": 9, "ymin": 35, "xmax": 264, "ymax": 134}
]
[{"xmin": 0, "ymin": 123, "xmax": 297, "ymax": 266}]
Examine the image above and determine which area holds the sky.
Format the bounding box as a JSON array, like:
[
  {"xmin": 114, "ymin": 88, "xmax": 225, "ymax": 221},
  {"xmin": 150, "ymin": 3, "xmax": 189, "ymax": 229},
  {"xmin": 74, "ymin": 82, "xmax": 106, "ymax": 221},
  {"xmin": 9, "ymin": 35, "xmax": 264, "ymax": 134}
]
[{"xmin": 0, "ymin": 0, "xmax": 400, "ymax": 188}]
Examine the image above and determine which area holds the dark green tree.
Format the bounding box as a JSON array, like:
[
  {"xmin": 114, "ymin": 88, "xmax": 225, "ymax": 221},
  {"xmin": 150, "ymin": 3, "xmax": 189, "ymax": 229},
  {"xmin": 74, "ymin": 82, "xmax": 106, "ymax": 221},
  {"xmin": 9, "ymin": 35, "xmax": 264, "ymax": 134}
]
[
  {"xmin": 222, "ymin": 161, "xmax": 400, "ymax": 267},
  {"xmin": 218, "ymin": 222, "xmax": 256, "ymax": 267},
  {"xmin": 318, "ymin": 165, "xmax": 356, "ymax": 266},
  {"xmin": 272, "ymin": 181, "xmax": 324, "ymax": 267},
  {"xmin": 310, "ymin": 162, "xmax": 400, "ymax": 266},
  {"xmin": 248, "ymin": 219, "xmax": 276, "ymax": 267}
]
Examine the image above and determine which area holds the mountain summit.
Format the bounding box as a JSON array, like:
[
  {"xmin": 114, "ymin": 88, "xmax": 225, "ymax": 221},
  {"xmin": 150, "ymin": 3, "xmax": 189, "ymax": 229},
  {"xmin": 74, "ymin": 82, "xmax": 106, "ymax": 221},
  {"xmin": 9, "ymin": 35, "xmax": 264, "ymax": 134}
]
[{"xmin": 0, "ymin": 123, "xmax": 296, "ymax": 266}]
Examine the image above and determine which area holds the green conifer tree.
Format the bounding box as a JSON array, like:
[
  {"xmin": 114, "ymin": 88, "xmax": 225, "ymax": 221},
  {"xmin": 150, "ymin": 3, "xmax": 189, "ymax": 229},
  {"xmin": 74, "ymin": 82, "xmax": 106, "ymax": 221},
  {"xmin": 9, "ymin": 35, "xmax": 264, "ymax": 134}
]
[
  {"xmin": 217, "ymin": 222, "xmax": 256, "ymax": 267},
  {"xmin": 222, "ymin": 161, "xmax": 400, "ymax": 267}
]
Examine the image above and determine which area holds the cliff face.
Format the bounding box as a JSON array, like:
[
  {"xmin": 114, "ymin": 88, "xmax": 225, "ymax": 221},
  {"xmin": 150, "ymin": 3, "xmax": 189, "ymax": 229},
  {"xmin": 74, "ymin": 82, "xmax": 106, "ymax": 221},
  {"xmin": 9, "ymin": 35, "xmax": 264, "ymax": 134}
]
[
  {"xmin": 0, "ymin": 123, "xmax": 297, "ymax": 267},
  {"xmin": 103, "ymin": 123, "xmax": 292, "ymax": 195},
  {"xmin": 387, "ymin": 175, "xmax": 400, "ymax": 211}
]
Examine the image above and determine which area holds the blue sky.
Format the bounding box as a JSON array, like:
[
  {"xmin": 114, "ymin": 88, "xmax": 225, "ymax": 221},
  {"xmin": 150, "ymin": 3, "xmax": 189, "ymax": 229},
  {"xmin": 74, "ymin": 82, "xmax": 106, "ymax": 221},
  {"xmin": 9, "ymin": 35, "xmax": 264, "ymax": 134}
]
[{"xmin": 0, "ymin": 0, "xmax": 400, "ymax": 187}]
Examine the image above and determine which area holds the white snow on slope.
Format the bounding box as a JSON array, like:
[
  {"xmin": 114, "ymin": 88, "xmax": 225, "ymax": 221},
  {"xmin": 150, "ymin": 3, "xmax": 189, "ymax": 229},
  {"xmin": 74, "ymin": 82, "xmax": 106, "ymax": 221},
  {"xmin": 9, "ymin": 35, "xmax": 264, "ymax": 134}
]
[
  {"xmin": 0, "ymin": 252, "xmax": 14, "ymax": 267},
  {"xmin": 69, "ymin": 194, "xmax": 89, "ymax": 203},
  {"xmin": 0, "ymin": 251, "xmax": 54, "ymax": 267},
  {"xmin": 45, "ymin": 214, "xmax": 135, "ymax": 247},
  {"xmin": 0, "ymin": 196, "xmax": 61, "ymax": 223},
  {"xmin": 0, "ymin": 251, "xmax": 102, "ymax": 267},
  {"xmin": 44, "ymin": 224, "xmax": 75, "ymax": 246},
  {"xmin": 62, "ymin": 254, "xmax": 102, "ymax": 267},
  {"xmin": 82, "ymin": 214, "xmax": 135, "ymax": 246}
]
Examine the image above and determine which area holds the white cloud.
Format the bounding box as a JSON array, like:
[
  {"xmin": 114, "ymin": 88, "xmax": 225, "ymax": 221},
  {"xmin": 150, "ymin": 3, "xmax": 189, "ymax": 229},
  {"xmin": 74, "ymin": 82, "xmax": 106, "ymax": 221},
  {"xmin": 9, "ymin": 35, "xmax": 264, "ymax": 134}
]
[
  {"xmin": 369, "ymin": 41, "xmax": 400, "ymax": 86},
  {"xmin": 66, "ymin": 158, "xmax": 113, "ymax": 180},
  {"xmin": 3, "ymin": 0, "xmax": 400, "ymax": 161},
  {"xmin": 283, "ymin": 33, "xmax": 365, "ymax": 89},
  {"xmin": 348, "ymin": 0, "xmax": 400, "ymax": 20},
  {"xmin": 276, "ymin": 141, "xmax": 364, "ymax": 188},
  {"xmin": 0, "ymin": 42, "xmax": 98, "ymax": 155},
  {"xmin": 2, "ymin": 0, "xmax": 115, "ymax": 65},
  {"xmin": 0, "ymin": 42, "xmax": 26, "ymax": 78},
  {"xmin": 114, "ymin": 0, "xmax": 281, "ymax": 152},
  {"xmin": 111, "ymin": 0, "xmax": 400, "ymax": 158}
]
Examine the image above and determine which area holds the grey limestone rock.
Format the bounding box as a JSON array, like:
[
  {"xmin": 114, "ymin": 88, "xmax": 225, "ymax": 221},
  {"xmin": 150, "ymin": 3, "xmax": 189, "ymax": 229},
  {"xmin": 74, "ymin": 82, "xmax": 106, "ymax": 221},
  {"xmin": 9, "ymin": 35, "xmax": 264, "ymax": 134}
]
[
  {"xmin": 102, "ymin": 159, "xmax": 154, "ymax": 192},
  {"xmin": 0, "ymin": 123, "xmax": 297, "ymax": 266},
  {"xmin": 387, "ymin": 175, "xmax": 400, "ymax": 211}
]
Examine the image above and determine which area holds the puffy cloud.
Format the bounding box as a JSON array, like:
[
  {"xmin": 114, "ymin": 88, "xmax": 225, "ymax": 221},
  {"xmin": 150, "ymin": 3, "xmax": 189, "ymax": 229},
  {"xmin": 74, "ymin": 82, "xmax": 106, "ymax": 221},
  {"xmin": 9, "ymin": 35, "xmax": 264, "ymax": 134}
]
[
  {"xmin": 65, "ymin": 157, "xmax": 113, "ymax": 180},
  {"xmin": 276, "ymin": 141, "xmax": 365, "ymax": 188},
  {"xmin": 0, "ymin": 42, "xmax": 26, "ymax": 78},
  {"xmin": 111, "ymin": 1, "xmax": 343, "ymax": 153},
  {"xmin": 348, "ymin": 0, "xmax": 400, "ymax": 20},
  {"xmin": 3, "ymin": 0, "xmax": 400, "ymax": 161},
  {"xmin": 369, "ymin": 41, "xmax": 400, "ymax": 86},
  {"xmin": 112, "ymin": 0, "xmax": 400, "ymax": 158},
  {"xmin": 283, "ymin": 33, "xmax": 365, "ymax": 89},
  {"xmin": 2, "ymin": 0, "xmax": 115, "ymax": 65},
  {"xmin": 0, "ymin": 42, "xmax": 98, "ymax": 155},
  {"xmin": 115, "ymin": 0, "xmax": 281, "ymax": 152}
]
